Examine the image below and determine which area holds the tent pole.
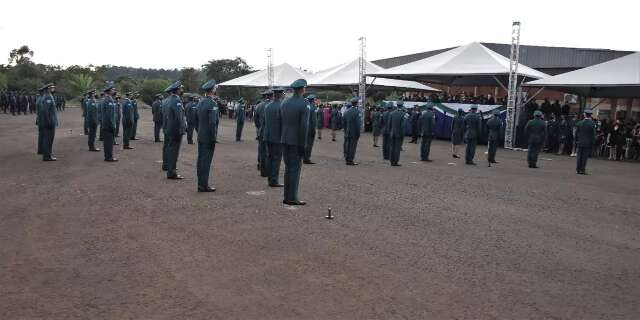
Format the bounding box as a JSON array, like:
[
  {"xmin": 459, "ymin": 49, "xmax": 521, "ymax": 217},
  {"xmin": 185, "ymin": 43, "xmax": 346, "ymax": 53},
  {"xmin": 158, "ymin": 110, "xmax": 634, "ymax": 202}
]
[
  {"xmin": 493, "ymin": 76, "xmax": 508, "ymax": 92},
  {"xmin": 523, "ymin": 87, "xmax": 545, "ymax": 105}
]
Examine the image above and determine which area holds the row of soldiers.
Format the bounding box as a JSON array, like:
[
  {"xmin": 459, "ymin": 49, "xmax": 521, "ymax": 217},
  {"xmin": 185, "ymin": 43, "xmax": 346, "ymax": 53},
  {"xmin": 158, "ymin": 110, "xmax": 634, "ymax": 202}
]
[{"xmin": 1, "ymin": 91, "xmax": 66, "ymax": 115}]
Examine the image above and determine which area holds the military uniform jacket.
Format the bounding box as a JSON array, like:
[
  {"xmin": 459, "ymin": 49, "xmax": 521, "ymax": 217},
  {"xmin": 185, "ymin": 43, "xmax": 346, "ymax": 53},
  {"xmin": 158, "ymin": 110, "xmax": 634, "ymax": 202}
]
[
  {"xmin": 196, "ymin": 96, "xmax": 219, "ymax": 144},
  {"xmin": 418, "ymin": 110, "xmax": 435, "ymax": 138},
  {"xmin": 151, "ymin": 100, "xmax": 163, "ymax": 123},
  {"xmin": 97, "ymin": 98, "xmax": 103, "ymax": 125},
  {"xmin": 186, "ymin": 102, "xmax": 198, "ymax": 126},
  {"xmin": 165, "ymin": 95, "xmax": 187, "ymax": 140},
  {"xmin": 37, "ymin": 93, "xmax": 58, "ymax": 129},
  {"xmin": 122, "ymin": 99, "xmax": 135, "ymax": 125},
  {"xmin": 525, "ymin": 119, "xmax": 547, "ymax": 145},
  {"xmin": 486, "ymin": 116, "xmax": 502, "ymax": 141},
  {"xmin": 254, "ymin": 100, "xmax": 267, "ymax": 139},
  {"xmin": 236, "ymin": 105, "xmax": 245, "ymax": 124},
  {"xmin": 342, "ymin": 107, "xmax": 361, "ymax": 139},
  {"xmin": 81, "ymin": 98, "xmax": 87, "ymax": 117},
  {"xmin": 263, "ymin": 100, "xmax": 283, "ymax": 144},
  {"xmin": 575, "ymin": 118, "xmax": 596, "ymax": 148},
  {"xmin": 463, "ymin": 112, "xmax": 482, "ymax": 141},
  {"xmin": 132, "ymin": 100, "xmax": 139, "ymax": 121},
  {"xmin": 86, "ymin": 98, "xmax": 98, "ymax": 125},
  {"xmin": 100, "ymin": 96, "xmax": 117, "ymax": 131},
  {"xmin": 381, "ymin": 111, "xmax": 392, "ymax": 135},
  {"xmin": 280, "ymin": 96, "xmax": 309, "ymax": 146},
  {"xmin": 372, "ymin": 111, "xmax": 381, "ymax": 129},
  {"xmin": 389, "ymin": 109, "xmax": 405, "ymax": 138},
  {"xmin": 307, "ymin": 103, "xmax": 317, "ymax": 135},
  {"xmin": 330, "ymin": 109, "xmax": 341, "ymax": 129},
  {"xmin": 114, "ymin": 101, "xmax": 122, "ymax": 122}
]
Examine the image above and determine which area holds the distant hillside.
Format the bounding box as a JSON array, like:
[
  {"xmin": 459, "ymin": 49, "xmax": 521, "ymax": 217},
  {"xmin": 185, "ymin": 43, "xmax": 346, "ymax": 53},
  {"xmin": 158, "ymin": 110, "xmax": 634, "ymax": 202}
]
[{"xmin": 100, "ymin": 65, "xmax": 182, "ymax": 81}]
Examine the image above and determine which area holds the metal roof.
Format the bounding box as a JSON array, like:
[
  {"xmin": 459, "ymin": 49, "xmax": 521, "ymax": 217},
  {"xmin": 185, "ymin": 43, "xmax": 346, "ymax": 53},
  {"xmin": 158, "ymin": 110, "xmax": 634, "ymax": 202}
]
[{"xmin": 372, "ymin": 43, "xmax": 634, "ymax": 74}]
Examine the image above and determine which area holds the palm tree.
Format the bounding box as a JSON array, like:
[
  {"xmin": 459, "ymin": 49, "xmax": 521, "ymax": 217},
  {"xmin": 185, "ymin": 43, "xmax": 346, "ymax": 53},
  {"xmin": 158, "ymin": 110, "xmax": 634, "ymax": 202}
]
[{"xmin": 66, "ymin": 73, "xmax": 95, "ymax": 97}]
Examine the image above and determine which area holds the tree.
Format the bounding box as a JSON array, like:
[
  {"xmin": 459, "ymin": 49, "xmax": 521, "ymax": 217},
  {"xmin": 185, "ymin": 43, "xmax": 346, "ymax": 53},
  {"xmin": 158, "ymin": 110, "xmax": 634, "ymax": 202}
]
[
  {"xmin": 179, "ymin": 67, "xmax": 202, "ymax": 93},
  {"xmin": 0, "ymin": 72, "xmax": 8, "ymax": 90},
  {"xmin": 115, "ymin": 75, "xmax": 139, "ymax": 94},
  {"xmin": 8, "ymin": 45, "xmax": 34, "ymax": 65},
  {"xmin": 139, "ymin": 78, "xmax": 172, "ymax": 105},
  {"xmin": 202, "ymin": 57, "xmax": 253, "ymax": 83},
  {"xmin": 65, "ymin": 73, "xmax": 95, "ymax": 97}
]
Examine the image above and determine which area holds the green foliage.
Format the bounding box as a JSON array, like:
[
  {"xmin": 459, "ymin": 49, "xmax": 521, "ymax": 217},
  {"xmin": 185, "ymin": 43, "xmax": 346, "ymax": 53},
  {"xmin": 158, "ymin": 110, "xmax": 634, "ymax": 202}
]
[
  {"xmin": 65, "ymin": 73, "xmax": 95, "ymax": 97},
  {"xmin": 115, "ymin": 76, "xmax": 139, "ymax": 94},
  {"xmin": 139, "ymin": 78, "xmax": 172, "ymax": 104},
  {"xmin": 8, "ymin": 45, "xmax": 34, "ymax": 65},
  {"xmin": 202, "ymin": 57, "xmax": 253, "ymax": 83},
  {"xmin": 0, "ymin": 72, "xmax": 8, "ymax": 90},
  {"xmin": 179, "ymin": 67, "xmax": 202, "ymax": 93}
]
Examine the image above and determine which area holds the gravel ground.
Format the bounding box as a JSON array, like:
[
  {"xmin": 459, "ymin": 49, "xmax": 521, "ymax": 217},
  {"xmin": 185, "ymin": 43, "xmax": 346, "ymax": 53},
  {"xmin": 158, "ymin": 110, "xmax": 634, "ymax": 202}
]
[{"xmin": 1, "ymin": 107, "xmax": 639, "ymax": 320}]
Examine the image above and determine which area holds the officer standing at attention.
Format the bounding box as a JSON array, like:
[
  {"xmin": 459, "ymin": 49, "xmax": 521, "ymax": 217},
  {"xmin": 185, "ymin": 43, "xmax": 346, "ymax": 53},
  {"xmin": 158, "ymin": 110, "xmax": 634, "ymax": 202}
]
[
  {"xmin": 381, "ymin": 102, "xmax": 393, "ymax": 160},
  {"xmin": 164, "ymin": 81, "xmax": 187, "ymax": 179},
  {"xmin": 463, "ymin": 105, "xmax": 481, "ymax": 165},
  {"xmin": 185, "ymin": 94, "xmax": 198, "ymax": 144},
  {"xmin": 98, "ymin": 92, "xmax": 104, "ymax": 141},
  {"xmin": 486, "ymin": 109, "xmax": 502, "ymax": 164},
  {"xmin": 195, "ymin": 79, "xmax": 220, "ymax": 192},
  {"xmin": 389, "ymin": 101, "xmax": 405, "ymax": 166},
  {"xmin": 36, "ymin": 83, "xmax": 58, "ymax": 161},
  {"xmin": 81, "ymin": 94, "xmax": 89, "ymax": 135},
  {"xmin": 113, "ymin": 94, "xmax": 122, "ymax": 145},
  {"xmin": 121, "ymin": 92, "xmax": 135, "ymax": 150},
  {"xmin": 303, "ymin": 94, "xmax": 317, "ymax": 164},
  {"xmin": 236, "ymin": 98, "xmax": 245, "ymax": 141},
  {"xmin": 263, "ymin": 87, "xmax": 285, "ymax": 187},
  {"xmin": 151, "ymin": 94, "xmax": 163, "ymax": 142},
  {"xmin": 451, "ymin": 108, "xmax": 465, "ymax": 158},
  {"xmin": 525, "ymin": 110, "xmax": 547, "ymax": 168},
  {"xmin": 100, "ymin": 84, "xmax": 119, "ymax": 162},
  {"xmin": 85, "ymin": 89, "xmax": 100, "ymax": 152},
  {"xmin": 280, "ymin": 79, "xmax": 310, "ymax": 206},
  {"xmin": 254, "ymin": 90, "xmax": 272, "ymax": 176},
  {"xmin": 131, "ymin": 92, "xmax": 140, "ymax": 140},
  {"xmin": 418, "ymin": 104, "xmax": 435, "ymax": 162},
  {"xmin": 343, "ymin": 96, "xmax": 361, "ymax": 165},
  {"xmin": 575, "ymin": 109, "xmax": 596, "ymax": 175},
  {"xmin": 371, "ymin": 106, "xmax": 382, "ymax": 147}
]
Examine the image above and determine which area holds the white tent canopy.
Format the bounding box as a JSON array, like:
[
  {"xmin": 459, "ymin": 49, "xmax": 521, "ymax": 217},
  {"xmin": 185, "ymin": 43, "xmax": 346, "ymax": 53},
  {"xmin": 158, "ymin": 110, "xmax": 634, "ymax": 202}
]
[
  {"xmin": 368, "ymin": 42, "xmax": 549, "ymax": 86},
  {"xmin": 524, "ymin": 52, "xmax": 640, "ymax": 98},
  {"xmin": 308, "ymin": 58, "xmax": 439, "ymax": 92},
  {"xmin": 218, "ymin": 62, "xmax": 311, "ymax": 88}
]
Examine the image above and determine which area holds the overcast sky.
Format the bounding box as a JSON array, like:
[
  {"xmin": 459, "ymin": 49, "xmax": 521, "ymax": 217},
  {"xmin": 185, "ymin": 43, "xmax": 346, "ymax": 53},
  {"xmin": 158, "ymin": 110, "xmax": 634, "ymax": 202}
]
[{"xmin": 1, "ymin": 0, "xmax": 637, "ymax": 73}]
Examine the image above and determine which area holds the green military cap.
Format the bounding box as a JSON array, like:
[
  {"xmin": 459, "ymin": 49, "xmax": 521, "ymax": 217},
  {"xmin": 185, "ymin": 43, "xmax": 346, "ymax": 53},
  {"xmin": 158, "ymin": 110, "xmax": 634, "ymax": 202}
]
[
  {"xmin": 103, "ymin": 83, "xmax": 115, "ymax": 92},
  {"xmin": 261, "ymin": 89, "xmax": 273, "ymax": 96},
  {"xmin": 396, "ymin": 101, "xmax": 404, "ymax": 107},
  {"xmin": 290, "ymin": 78, "xmax": 307, "ymax": 89},
  {"xmin": 534, "ymin": 110, "xmax": 543, "ymax": 117},
  {"xmin": 350, "ymin": 96, "xmax": 359, "ymax": 104},
  {"xmin": 306, "ymin": 94, "xmax": 316, "ymax": 100},
  {"xmin": 272, "ymin": 87, "xmax": 286, "ymax": 92},
  {"xmin": 386, "ymin": 102, "xmax": 393, "ymax": 109},
  {"xmin": 164, "ymin": 80, "xmax": 183, "ymax": 93},
  {"xmin": 39, "ymin": 83, "xmax": 55, "ymax": 91},
  {"xmin": 584, "ymin": 108, "xmax": 593, "ymax": 114},
  {"xmin": 200, "ymin": 79, "xmax": 217, "ymax": 91}
]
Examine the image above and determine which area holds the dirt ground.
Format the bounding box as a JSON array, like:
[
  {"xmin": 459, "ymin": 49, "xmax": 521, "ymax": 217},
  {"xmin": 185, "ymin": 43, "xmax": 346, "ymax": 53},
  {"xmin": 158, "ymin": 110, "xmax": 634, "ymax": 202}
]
[{"xmin": 1, "ymin": 107, "xmax": 639, "ymax": 320}]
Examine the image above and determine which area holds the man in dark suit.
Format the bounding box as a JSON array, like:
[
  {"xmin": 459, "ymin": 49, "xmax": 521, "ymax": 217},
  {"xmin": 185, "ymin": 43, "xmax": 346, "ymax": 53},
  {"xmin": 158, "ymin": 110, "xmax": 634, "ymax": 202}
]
[
  {"xmin": 525, "ymin": 110, "xmax": 547, "ymax": 168},
  {"xmin": 381, "ymin": 103, "xmax": 392, "ymax": 160},
  {"xmin": 463, "ymin": 105, "xmax": 482, "ymax": 165},
  {"xmin": 342, "ymin": 97, "xmax": 361, "ymax": 165},
  {"xmin": 121, "ymin": 92, "xmax": 136, "ymax": 150},
  {"xmin": 36, "ymin": 84, "xmax": 58, "ymax": 161},
  {"xmin": 254, "ymin": 90, "xmax": 272, "ymax": 176},
  {"xmin": 575, "ymin": 109, "xmax": 596, "ymax": 175},
  {"xmin": 280, "ymin": 79, "xmax": 310, "ymax": 205},
  {"xmin": 195, "ymin": 80, "xmax": 220, "ymax": 192}
]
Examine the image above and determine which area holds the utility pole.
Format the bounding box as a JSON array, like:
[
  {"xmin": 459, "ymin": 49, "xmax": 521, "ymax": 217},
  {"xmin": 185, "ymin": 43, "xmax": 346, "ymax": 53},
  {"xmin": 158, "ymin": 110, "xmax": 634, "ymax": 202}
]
[
  {"xmin": 267, "ymin": 48, "xmax": 274, "ymax": 88},
  {"xmin": 504, "ymin": 21, "xmax": 521, "ymax": 149}
]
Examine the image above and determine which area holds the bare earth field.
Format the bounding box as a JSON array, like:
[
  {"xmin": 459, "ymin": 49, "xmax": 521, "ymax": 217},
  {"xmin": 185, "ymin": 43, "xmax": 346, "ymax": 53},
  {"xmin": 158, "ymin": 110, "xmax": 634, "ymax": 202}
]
[{"xmin": 1, "ymin": 107, "xmax": 639, "ymax": 320}]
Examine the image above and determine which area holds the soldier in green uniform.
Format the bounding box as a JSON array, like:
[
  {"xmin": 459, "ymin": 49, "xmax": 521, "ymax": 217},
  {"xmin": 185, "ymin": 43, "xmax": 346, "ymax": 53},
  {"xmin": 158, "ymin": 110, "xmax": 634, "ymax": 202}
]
[
  {"xmin": 486, "ymin": 109, "xmax": 502, "ymax": 164},
  {"xmin": 85, "ymin": 89, "xmax": 100, "ymax": 152},
  {"xmin": 263, "ymin": 88, "xmax": 285, "ymax": 187},
  {"xmin": 236, "ymin": 98, "xmax": 245, "ymax": 141},
  {"xmin": 151, "ymin": 94, "xmax": 163, "ymax": 142},
  {"xmin": 575, "ymin": 109, "xmax": 596, "ymax": 175},
  {"xmin": 254, "ymin": 90, "xmax": 272, "ymax": 176},
  {"xmin": 524, "ymin": 110, "xmax": 547, "ymax": 168},
  {"xmin": 280, "ymin": 79, "xmax": 310, "ymax": 205},
  {"xmin": 381, "ymin": 102, "xmax": 393, "ymax": 160},
  {"xmin": 98, "ymin": 92, "xmax": 104, "ymax": 141},
  {"xmin": 131, "ymin": 92, "xmax": 140, "ymax": 140},
  {"xmin": 196, "ymin": 80, "xmax": 219, "ymax": 192},
  {"xmin": 463, "ymin": 105, "xmax": 481, "ymax": 165},
  {"xmin": 113, "ymin": 94, "xmax": 122, "ymax": 145},
  {"xmin": 303, "ymin": 94, "xmax": 317, "ymax": 164},
  {"xmin": 163, "ymin": 81, "xmax": 186, "ymax": 179},
  {"xmin": 418, "ymin": 104, "xmax": 435, "ymax": 161},
  {"xmin": 121, "ymin": 92, "xmax": 135, "ymax": 150},
  {"xmin": 36, "ymin": 83, "xmax": 58, "ymax": 161},
  {"xmin": 185, "ymin": 94, "xmax": 198, "ymax": 144},
  {"xmin": 101, "ymin": 84, "xmax": 118, "ymax": 162},
  {"xmin": 389, "ymin": 101, "xmax": 405, "ymax": 166},
  {"xmin": 343, "ymin": 96, "xmax": 361, "ymax": 165},
  {"xmin": 451, "ymin": 108, "xmax": 465, "ymax": 158},
  {"xmin": 81, "ymin": 94, "xmax": 89, "ymax": 135},
  {"xmin": 371, "ymin": 106, "xmax": 382, "ymax": 147}
]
